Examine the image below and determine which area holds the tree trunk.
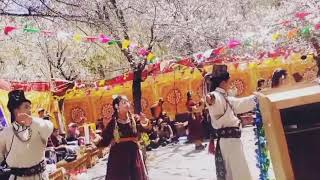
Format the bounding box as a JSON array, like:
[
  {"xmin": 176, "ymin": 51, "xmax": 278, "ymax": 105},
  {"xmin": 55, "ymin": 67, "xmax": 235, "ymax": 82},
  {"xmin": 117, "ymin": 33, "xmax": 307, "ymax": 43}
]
[
  {"xmin": 57, "ymin": 98, "xmax": 66, "ymax": 132},
  {"xmin": 311, "ymin": 38, "xmax": 320, "ymax": 77},
  {"xmin": 133, "ymin": 69, "xmax": 143, "ymax": 114}
]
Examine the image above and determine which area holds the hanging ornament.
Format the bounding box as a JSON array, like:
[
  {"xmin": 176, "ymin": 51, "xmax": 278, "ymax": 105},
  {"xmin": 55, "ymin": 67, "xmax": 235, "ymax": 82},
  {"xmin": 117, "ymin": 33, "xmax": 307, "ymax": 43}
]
[
  {"xmin": 123, "ymin": 73, "xmax": 129, "ymax": 80},
  {"xmin": 287, "ymin": 28, "xmax": 298, "ymax": 39},
  {"xmin": 85, "ymin": 89, "xmax": 91, "ymax": 96},
  {"xmin": 57, "ymin": 31, "xmax": 72, "ymax": 41},
  {"xmin": 108, "ymin": 40, "xmax": 118, "ymax": 45},
  {"xmin": 244, "ymin": 39, "xmax": 252, "ymax": 47},
  {"xmin": 4, "ymin": 26, "xmax": 16, "ymax": 35},
  {"xmin": 147, "ymin": 53, "xmax": 156, "ymax": 62},
  {"xmin": 295, "ymin": 12, "xmax": 311, "ymax": 20},
  {"xmin": 284, "ymin": 49, "xmax": 292, "ymax": 59},
  {"xmin": 23, "ymin": 27, "xmax": 40, "ymax": 33},
  {"xmin": 104, "ymin": 85, "xmax": 110, "ymax": 91},
  {"xmin": 196, "ymin": 53, "xmax": 203, "ymax": 60},
  {"xmin": 315, "ymin": 23, "xmax": 320, "ymax": 30},
  {"xmin": 129, "ymin": 43, "xmax": 138, "ymax": 51},
  {"xmin": 233, "ymin": 62, "xmax": 239, "ymax": 70},
  {"xmin": 258, "ymin": 52, "xmax": 266, "ymax": 59},
  {"xmin": 121, "ymin": 39, "xmax": 131, "ymax": 49},
  {"xmin": 98, "ymin": 80, "xmax": 105, "ymax": 87},
  {"xmin": 85, "ymin": 36, "xmax": 98, "ymax": 42},
  {"xmin": 73, "ymin": 33, "xmax": 82, "ymax": 42},
  {"xmin": 264, "ymin": 59, "xmax": 272, "ymax": 66},
  {"xmin": 99, "ymin": 34, "xmax": 111, "ymax": 43},
  {"xmin": 203, "ymin": 49, "xmax": 215, "ymax": 59},
  {"xmin": 227, "ymin": 40, "xmax": 241, "ymax": 48},
  {"xmin": 300, "ymin": 26, "xmax": 311, "ymax": 38},
  {"xmin": 267, "ymin": 51, "xmax": 280, "ymax": 59},
  {"xmin": 94, "ymin": 82, "xmax": 99, "ymax": 91},
  {"xmin": 138, "ymin": 48, "xmax": 149, "ymax": 56},
  {"xmin": 175, "ymin": 57, "xmax": 182, "ymax": 61},
  {"xmin": 254, "ymin": 99, "xmax": 271, "ymax": 180},
  {"xmin": 280, "ymin": 20, "xmax": 291, "ymax": 27},
  {"xmin": 249, "ymin": 62, "xmax": 258, "ymax": 69},
  {"xmin": 239, "ymin": 63, "xmax": 248, "ymax": 71},
  {"xmin": 271, "ymin": 32, "xmax": 281, "ymax": 41},
  {"xmin": 41, "ymin": 30, "xmax": 54, "ymax": 37},
  {"xmin": 213, "ymin": 47, "xmax": 225, "ymax": 55}
]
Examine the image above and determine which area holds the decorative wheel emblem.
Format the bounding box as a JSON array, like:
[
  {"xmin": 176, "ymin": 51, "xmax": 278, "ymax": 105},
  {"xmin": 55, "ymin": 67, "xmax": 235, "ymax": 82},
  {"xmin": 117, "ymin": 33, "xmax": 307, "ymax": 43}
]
[
  {"xmin": 102, "ymin": 103, "xmax": 114, "ymax": 120},
  {"xmin": 303, "ymin": 68, "xmax": 317, "ymax": 81},
  {"xmin": 166, "ymin": 88, "xmax": 182, "ymax": 105},
  {"xmin": 71, "ymin": 107, "xmax": 86, "ymax": 123},
  {"xmin": 229, "ymin": 79, "xmax": 245, "ymax": 96}
]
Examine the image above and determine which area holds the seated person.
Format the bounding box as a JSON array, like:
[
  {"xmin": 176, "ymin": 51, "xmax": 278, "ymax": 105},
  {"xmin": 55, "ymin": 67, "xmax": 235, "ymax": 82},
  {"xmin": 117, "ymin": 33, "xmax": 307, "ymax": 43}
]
[
  {"xmin": 89, "ymin": 126, "xmax": 102, "ymax": 146},
  {"xmin": 150, "ymin": 104, "xmax": 178, "ymax": 142},
  {"xmin": 96, "ymin": 119, "xmax": 105, "ymax": 131},
  {"xmin": 50, "ymin": 128, "xmax": 67, "ymax": 147},
  {"xmin": 66, "ymin": 123, "xmax": 80, "ymax": 142},
  {"xmin": 158, "ymin": 119, "xmax": 174, "ymax": 144},
  {"xmin": 256, "ymin": 79, "xmax": 266, "ymax": 91},
  {"xmin": 146, "ymin": 125, "xmax": 161, "ymax": 150}
]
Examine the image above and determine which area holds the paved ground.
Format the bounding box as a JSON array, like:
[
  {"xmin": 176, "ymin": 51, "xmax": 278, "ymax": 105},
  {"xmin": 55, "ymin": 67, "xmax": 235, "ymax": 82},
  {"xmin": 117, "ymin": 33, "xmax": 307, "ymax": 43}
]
[{"xmin": 87, "ymin": 127, "xmax": 275, "ymax": 180}]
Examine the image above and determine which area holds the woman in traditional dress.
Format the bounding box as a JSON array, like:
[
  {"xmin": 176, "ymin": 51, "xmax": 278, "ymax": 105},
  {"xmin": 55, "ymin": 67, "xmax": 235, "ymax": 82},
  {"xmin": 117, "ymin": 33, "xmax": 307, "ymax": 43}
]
[
  {"xmin": 186, "ymin": 91, "xmax": 206, "ymax": 150},
  {"xmin": 0, "ymin": 90, "xmax": 54, "ymax": 180},
  {"xmin": 98, "ymin": 95, "xmax": 149, "ymax": 180}
]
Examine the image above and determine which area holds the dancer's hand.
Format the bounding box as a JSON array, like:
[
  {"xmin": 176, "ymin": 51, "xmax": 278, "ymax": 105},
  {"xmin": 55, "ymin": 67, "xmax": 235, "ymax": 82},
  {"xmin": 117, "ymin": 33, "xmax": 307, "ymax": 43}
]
[
  {"xmin": 206, "ymin": 93, "xmax": 215, "ymax": 105},
  {"xmin": 17, "ymin": 113, "xmax": 32, "ymax": 126}
]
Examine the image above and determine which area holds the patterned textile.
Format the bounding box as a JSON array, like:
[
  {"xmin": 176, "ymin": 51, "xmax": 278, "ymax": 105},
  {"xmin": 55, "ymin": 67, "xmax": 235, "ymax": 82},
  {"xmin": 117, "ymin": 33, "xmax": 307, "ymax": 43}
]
[
  {"xmin": 214, "ymin": 127, "xmax": 241, "ymax": 180},
  {"xmin": 11, "ymin": 160, "xmax": 46, "ymax": 177}
]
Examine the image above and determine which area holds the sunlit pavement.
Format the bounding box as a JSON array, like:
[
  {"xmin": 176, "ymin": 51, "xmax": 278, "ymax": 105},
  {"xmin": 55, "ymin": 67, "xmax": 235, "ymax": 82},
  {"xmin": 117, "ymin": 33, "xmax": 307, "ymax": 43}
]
[{"xmin": 87, "ymin": 127, "xmax": 274, "ymax": 180}]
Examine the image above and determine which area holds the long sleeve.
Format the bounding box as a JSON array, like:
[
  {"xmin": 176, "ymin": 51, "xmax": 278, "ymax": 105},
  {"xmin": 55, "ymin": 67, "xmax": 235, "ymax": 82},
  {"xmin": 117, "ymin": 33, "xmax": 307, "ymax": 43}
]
[
  {"xmin": 97, "ymin": 119, "xmax": 115, "ymax": 147},
  {"xmin": 167, "ymin": 125, "xmax": 174, "ymax": 138},
  {"xmin": 0, "ymin": 131, "xmax": 6, "ymax": 162},
  {"xmin": 137, "ymin": 119, "xmax": 152, "ymax": 132},
  {"xmin": 31, "ymin": 118, "xmax": 54, "ymax": 142},
  {"xmin": 228, "ymin": 95, "xmax": 256, "ymax": 114}
]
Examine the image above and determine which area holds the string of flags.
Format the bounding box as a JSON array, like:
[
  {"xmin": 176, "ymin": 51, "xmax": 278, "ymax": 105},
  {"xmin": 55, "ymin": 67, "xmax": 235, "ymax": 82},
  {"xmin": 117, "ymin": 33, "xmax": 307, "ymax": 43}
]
[
  {"xmin": 1, "ymin": 25, "xmax": 157, "ymax": 64},
  {"xmin": 0, "ymin": 11, "xmax": 319, "ymax": 67},
  {"xmin": 192, "ymin": 11, "xmax": 320, "ymax": 63}
]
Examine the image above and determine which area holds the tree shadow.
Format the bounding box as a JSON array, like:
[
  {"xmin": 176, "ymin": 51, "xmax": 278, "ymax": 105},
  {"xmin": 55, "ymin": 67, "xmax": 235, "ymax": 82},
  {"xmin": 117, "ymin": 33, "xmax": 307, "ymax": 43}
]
[{"xmin": 183, "ymin": 149, "xmax": 203, "ymax": 157}]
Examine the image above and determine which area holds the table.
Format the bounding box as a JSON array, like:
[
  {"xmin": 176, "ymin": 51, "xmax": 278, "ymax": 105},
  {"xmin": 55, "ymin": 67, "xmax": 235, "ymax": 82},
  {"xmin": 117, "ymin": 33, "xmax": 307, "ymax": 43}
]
[
  {"xmin": 85, "ymin": 148, "xmax": 100, "ymax": 168},
  {"xmin": 56, "ymin": 153, "xmax": 89, "ymax": 173},
  {"xmin": 49, "ymin": 168, "xmax": 65, "ymax": 180}
]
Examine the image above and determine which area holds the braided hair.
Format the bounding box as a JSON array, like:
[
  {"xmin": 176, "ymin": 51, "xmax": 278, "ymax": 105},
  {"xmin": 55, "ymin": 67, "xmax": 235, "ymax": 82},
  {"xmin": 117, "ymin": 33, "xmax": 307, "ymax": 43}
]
[{"xmin": 112, "ymin": 96, "xmax": 137, "ymax": 134}]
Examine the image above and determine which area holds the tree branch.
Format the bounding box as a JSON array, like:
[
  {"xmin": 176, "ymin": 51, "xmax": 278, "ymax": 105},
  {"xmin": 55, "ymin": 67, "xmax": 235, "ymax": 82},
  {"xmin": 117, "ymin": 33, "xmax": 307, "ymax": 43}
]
[
  {"xmin": 147, "ymin": 2, "xmax": 157, "ymax": 49},
  {"xmin": 109, "ymin": 0, "xmax": 129, "ymax": 39},
  {"xmin": 54, "ymin": 0, "xmax": 80, "ymax": 7}
]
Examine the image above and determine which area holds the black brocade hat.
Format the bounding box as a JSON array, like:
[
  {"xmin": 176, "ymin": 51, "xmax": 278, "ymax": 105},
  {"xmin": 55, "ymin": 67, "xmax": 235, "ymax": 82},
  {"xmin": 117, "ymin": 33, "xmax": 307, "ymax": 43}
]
[
  {"xmin": 204, "ymin": 64, "xmax": 229, "ymax": 81},
  {"xmin": 7, "ymin": 90, "xmax": 31, "ymax": 113}
]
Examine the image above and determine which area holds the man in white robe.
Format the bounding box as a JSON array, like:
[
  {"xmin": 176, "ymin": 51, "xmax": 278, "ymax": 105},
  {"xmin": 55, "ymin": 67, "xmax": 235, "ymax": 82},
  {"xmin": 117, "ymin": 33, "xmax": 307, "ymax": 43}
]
[
  {"xmin": 205, "ymin": 67, "xmax": 256, "ymax": 180},
  {"xmin": 0, "ymin": 90, "xmax": 53, "ymax": 180}
]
